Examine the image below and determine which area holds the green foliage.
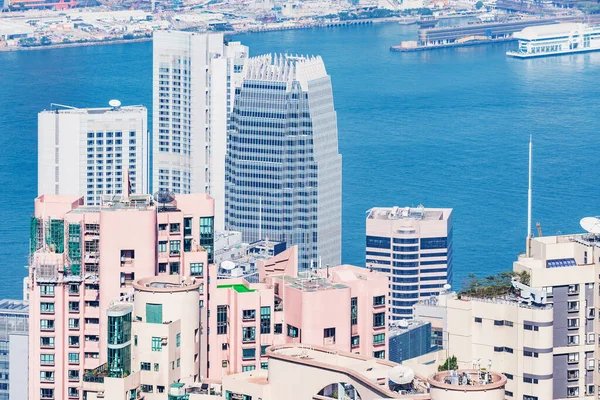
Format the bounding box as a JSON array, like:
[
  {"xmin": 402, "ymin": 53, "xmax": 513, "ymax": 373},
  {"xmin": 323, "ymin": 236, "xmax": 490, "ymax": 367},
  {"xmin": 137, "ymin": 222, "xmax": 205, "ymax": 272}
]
[
  {"xmin": 460, "ymin": 270, "xmax": 530, "ymax": 298},
  {"xmin": 475, "ymin": 0, "xmax": 484, "ymax": 8},
  {"xmin": 438, "ymin": 355, "xmax": 458, "ymax": 371},
  {"xmin": 577, "ymin": 1, "xmax": 600, "ymax": 14}
]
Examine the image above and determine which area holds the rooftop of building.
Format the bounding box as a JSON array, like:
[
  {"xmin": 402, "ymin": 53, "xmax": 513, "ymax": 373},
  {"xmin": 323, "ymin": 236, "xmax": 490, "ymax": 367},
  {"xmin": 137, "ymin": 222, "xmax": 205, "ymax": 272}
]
[
  {"xmin": 69, "ymin": 194, "xmax": 155, "ymax": 213},
  {"xmin": 515, "ymin": 22, "xmax": 585, "ymax": 40},
  {"xmin": 428, "ymin": 369, "xmax": 507, "ymax": 391},
  {"xmin": 134, "ymin": 276, "xmax": 201, "ymax": 293},
  {"xmin": 216, "ymin": 283, "xmax": 256, "ymax": 293},
  {"xmin": 273, "ymin": 274, "xmax": 349, "ymax": 292},
  {"xmin": 389, "ymin": 319, "xmax": 430, "ymax": 337},
  {"xmin": 0, "ymin": 299, "xmax": 29, "ymax": 313},
  {"xmin": 367, "ymin": 206, "xmax": 451, "ymax": 221},
  {"xmin": 39, "ymin": 103, "xmax": 146, "ymax": 114},
  {"xmin": 329, "ymin": 264, "xmax": 388, "ymax": 282}
]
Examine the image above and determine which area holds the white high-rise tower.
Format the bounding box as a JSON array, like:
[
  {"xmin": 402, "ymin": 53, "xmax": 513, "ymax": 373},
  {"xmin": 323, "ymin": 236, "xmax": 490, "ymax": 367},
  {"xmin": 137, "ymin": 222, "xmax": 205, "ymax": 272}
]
[
  {"xmin": 38, "ymin": 102, "xmax": 149, "ymax": 205},
  {"xmin": 152, "ymin": 31, "xmax": 247, "ymax": 230}
]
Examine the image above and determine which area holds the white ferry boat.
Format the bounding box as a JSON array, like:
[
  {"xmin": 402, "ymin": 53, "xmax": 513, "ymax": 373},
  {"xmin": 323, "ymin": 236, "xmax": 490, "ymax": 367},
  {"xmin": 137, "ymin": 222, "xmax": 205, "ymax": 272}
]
[{"xmin": 507, "ymin": 23, "xmax": 600, "ymax": 58}]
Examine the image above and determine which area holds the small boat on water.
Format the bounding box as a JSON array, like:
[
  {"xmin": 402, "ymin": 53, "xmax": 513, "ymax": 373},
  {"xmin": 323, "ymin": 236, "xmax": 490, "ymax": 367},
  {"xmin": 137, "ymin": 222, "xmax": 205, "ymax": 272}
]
[{"xmin": 507, "ymin": 22, "xmax": 600, "ymax": 58}]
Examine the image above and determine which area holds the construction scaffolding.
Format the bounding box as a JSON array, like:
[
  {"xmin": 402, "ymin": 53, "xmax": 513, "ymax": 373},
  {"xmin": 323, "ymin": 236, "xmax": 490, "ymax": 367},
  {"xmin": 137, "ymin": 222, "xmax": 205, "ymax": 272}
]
[{"xmin": 67, "ymin": 223, "xmax": 82, "ymax": 276}]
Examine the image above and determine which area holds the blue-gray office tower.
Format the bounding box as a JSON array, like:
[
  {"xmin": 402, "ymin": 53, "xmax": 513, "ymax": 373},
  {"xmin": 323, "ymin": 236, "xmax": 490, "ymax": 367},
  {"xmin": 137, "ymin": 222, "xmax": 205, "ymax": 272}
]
[{"xmin": 225, "ymin": 54, "xmax": 342, "ymax": 272}]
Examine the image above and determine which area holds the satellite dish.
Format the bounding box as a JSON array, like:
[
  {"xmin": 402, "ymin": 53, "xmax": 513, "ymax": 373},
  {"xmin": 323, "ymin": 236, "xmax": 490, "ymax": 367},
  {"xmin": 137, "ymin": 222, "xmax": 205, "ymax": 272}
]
[
  {"xmin": 153, "ymin": 190, "xmax": 175, "ymax": 205},
  {"xmin": 443, "ymin": 284, "xmax": 451, "ymax": 291},
  {"xmin": 580, "ymin": 217, "xmax": 600, "ymax": 234},
  {"xmin": 109, "ymin": 99, "xmax": 121, "ymax": 108},
  {"xmin": 220, "ymin": 260, "xmax": 236, "ymax": 271},
  {"xmin": 388, "ymin": 366, "xmax": 414, "ymax": 385}
]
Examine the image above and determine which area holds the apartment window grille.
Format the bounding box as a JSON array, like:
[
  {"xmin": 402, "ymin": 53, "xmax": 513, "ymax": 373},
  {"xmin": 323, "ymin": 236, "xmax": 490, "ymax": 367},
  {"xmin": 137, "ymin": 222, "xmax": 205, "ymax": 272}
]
[{"xmin": 217, "ymin": 305, "xmax": 228, "ymax": 334}]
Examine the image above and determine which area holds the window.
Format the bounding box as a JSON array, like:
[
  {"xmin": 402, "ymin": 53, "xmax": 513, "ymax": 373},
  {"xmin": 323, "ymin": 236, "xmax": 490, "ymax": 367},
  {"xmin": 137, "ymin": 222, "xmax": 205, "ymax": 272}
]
[
  {"xmin": 261, "ymin": 345, "xmax": 269, "ymax": 355},
  {"xmin": 158, "ymin": 263, "xmax": 166, "ymax": 274},
  {"xmin": 261, "ymin": 362, "xmax": 268, "ymax": 370},
  {"xmin": 40, "ymin": 320, "xmax": 55, "ymax": 331},
  {"xmin": 504, "ymin": 347, "xmax": 513, "ymax": 353},
  {"xmin": 154, "ymin": 363, "xmax": 159, "ymax": 372},
  {"xmin": 523, "ymin": 377, "xmax": 538, "ymax": 384},
  {"xmin": 243, "ymin": 327, "xmax": 255, "ymax": 342},
  {"xmin": 217, "ymin": 305, "xmax": 228, "ymax": 335},
  {"xmin": 242, "ymin": 348, "xmax": 256, "ymax": 359},
  {"xmin": 366, "ymin": 236, "xmax": 390, "ymax": 249},
  {"xmin": 69, "ymin": 301, "xmax": 79, "ymax": 312},
  {"xmin": 158, "ymin": 224, "xmax": 167, "ymax": 231},
  {"xmin": 568, "ymin": 335, "xmax": 579, "ymax": 346},
  {"xmin": 474, "ymin": 317, "xmax": 482, "ymax": 323},
  {"xmin": 157, "ymin": 386, "xmax": 165, "ymax": 393},
  {"xmin": 141, "ymin": 362, "xmax": 151, "ymax": 371},
  {"xmin": 170, "ymin": 262, "xmax": 180, "ymax": 275},
  {"xmin": 567, "ymin": 387, "xmax": 579, "ymax": 397},
  {"xmin": 40, "ymin": 389, "xmax": 54, "ymax": 399},
  {"xmin": 567, "ymin": 369, "xmax": 579, "ymax": 380},
  {"xmin": 420, "ymin": 237, "xmax": 447, "ymax": 249},
  {"xmin": 147, "ymin": 303, "xmax": 163, "ymax": 324},
  {"xmin": 260, "ymin": 306, "xmax": 271, "ymax": 334},
  {"xmin": 68, "ymin": 336, "xmax": 79, "ymax": 347},
  {"xmin": 68, "ymin": 370, "xmax": 79, "ymax": 381},
  {"xmin": 373, "ymin": 312, "xmax": 385, "ymax": 328},
  {"xmin": 324, "ymin": 328, "xmax": 336, "ymax": 344},
  {"xmin": 69, "ymin": 388, "xmax": 79, "ymax": 398},
  {"xmin": 243, "ymin": 309, "xmax": 256, "ymax": 321},
  {"xmin": 351, "ymin": 297, "xmax": 358, "ymax": 325},
  {"xmin": 170, "ymin": 240, "xmax": 181, "ymax": 255},
  {"xmin": 242, "ymin": 365, "xmax": 255, "ymax": 372},
  {"xmin": 40, "ymin": 337, "xmax": 55, "ymax": 348},
  {"xmin": 40, "ymin": 285, "xmax": 55, "ymax": 296},
  {"xmin": 158, "ymin": 241, "xmax": 167, "ymax": 252},
  {"xmin": 287, "ymin": 324, "xmax": 299, "ymax": 338},
  {"xmin": 176, "ymin": 333, "xmax": 181, "ymax": 347},
  {"xmin": 373, "ymin": 333, "xmax": 385, "ymax": 345},
  {"xmin": 274, "ymin": 323, "xmax": 283, "ymax": 334},
  {"xmin": 504, "ymin": 320, "xmax": 514, "ymax": 327},
  {"xmin": 523, "ymin": 397, "xmax": 538, "ymax": 400},
  {"xmin": 568, "ymin": 352, "xmax": 579, "ymax": 363},
  {"xmin": 177, "ymin": 358, "xmax": 180, "ymax": 367},
  {"xmin": 373, "ymin": 350, "xmax": 385, "ymax": 359},
  {"xmin": 351, "ymin": 335, "xmax": 360, "ymax": 347},
  {"xmin": 190, "ymin": 263, "xmax": 203, "ymax": 276},
  {"xmin": 494, "ymin": 346, "xmax": 503, "ymax": 352},
  {"xmin": 68, "ymin": 318, "xmax": 79, "ymax": 329},
  {"xmin": 40, "ymin": 302, "xmax": 54, "ymax": 313},
  {"xmin": 152, "ymin": 337, "xmax": 162, "ymax": 352},
  {"xmin": 141, "ymin": 385, "xmax": 153, "ymax": 393},
  {"xmin": 40, "ymin": 354, "xmax": 55, "ymax": 365},
  {"xmin": 40, "ymin": 371, "xmax": 55, "ymax": 382},
  {"xmin": 68, "ymin": 353, "xmax": 79, "ymax": 364},
  {"xmin": 494, "ymin": 320, "xmax": 504, "ymax": 326},
  {"xmin": 504, "ymin": 373, "xmax": 514, "ymax": 380},
  {"xmin": 568, "ymin": 318, "xmax": 579, "ymax": 328},
  {"xmin": 170, "ymin": 223, "xmax": 180, "ymax": 233}
]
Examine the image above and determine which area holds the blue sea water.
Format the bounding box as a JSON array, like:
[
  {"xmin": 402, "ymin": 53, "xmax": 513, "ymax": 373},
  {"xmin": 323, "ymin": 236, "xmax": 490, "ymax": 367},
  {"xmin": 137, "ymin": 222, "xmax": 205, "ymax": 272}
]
[{"xmin": 1, "ymin": 22, "xmax": 599, "ymax": 299}]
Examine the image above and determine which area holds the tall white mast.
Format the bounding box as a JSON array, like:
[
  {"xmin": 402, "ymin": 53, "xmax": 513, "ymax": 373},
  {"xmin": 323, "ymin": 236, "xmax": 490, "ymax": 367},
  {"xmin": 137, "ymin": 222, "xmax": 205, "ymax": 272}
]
[{"xmin": 526, "ymin": 135, "xmax": 532, "ymax": 256}]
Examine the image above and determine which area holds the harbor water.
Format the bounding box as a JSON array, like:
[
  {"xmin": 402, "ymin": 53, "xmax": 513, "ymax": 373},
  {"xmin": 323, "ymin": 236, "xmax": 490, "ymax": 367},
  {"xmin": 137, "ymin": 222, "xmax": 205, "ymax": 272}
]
[{"xmin": 0, "ymin": 22, "xmax": 599, "ymax": 299}]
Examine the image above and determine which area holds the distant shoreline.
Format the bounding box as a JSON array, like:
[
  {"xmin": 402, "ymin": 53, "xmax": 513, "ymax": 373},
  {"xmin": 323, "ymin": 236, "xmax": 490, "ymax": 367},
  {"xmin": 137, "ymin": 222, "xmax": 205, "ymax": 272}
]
[
  {"xmin": 0, "ymin": 18, "xmax": 398, "ymax": 53},
  {"xmin": 0, "ymin": 36, "xmax": 152, "ymax": 52}
]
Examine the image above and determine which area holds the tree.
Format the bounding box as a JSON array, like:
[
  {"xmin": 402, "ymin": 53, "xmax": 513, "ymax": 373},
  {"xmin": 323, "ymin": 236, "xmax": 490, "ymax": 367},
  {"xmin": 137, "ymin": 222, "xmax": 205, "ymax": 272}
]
[
  {"xmin": 475, "ymin": 1, "xmax": 484, "ymax": 8},
  {"xmin": 438, "ymin": 355, "xmax": 458, "ymax": 371}
]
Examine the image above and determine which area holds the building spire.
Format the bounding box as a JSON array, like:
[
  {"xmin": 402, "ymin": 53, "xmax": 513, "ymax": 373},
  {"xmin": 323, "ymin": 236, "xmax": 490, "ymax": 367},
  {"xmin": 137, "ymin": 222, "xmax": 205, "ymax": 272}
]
[{"xmin": 526, "ymin": 134, "xmax": 532, "ymax": 257}]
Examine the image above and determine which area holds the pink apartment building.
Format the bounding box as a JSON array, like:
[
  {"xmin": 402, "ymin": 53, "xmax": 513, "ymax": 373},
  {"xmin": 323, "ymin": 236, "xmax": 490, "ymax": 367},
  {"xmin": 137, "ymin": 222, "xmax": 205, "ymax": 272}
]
[
  {"xmin": 29, "ymin": 192, "xmax": 388, "ymax": 399},
  {"xmin": 206, "ymin": 248, "xmax": 389, "ymax": 381},
  {"xmin": 29, "ymin": 193, "xmax": 214, "ymax": 400}
]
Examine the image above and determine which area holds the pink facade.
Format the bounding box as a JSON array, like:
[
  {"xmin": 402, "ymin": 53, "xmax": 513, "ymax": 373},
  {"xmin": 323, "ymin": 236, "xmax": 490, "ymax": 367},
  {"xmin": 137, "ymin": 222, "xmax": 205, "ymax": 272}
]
[
  {"xmin": 207, "ymin": 249, "xmax": 389, "ymax": 381},
  {"xmin": 29, "ymin": 194, "xmax": 214, "ymax": 400}
]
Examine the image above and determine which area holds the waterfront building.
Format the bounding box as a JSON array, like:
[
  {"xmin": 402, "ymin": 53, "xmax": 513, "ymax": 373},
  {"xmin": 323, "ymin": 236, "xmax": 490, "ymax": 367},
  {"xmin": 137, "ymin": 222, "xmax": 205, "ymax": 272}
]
[
  {"xmin": 388, "ymin": 319, "xmax": 434, "ymax": 364},
  {"xmin": 152, "ymin": 30, "xmax": 248, "ymax": 230},
  {"xmin": 219, "ymin": 343, "xmax": 506, "ymax": 400},
  {"xmin": 225, "ymin": 53, "xmax": 342, "ymax": 272},
  {"xmin": 507, "ymin": 23, "xmax": 600, "ymax": 58},
  {"xmin": 38, "ymin": 103, "xmax": 149, "ymax": 205},
  {"xmin": 414, "ymin": 227, "xmax": 600, "ymax": 400},
  {"xmin": 206, "ymin": 248, "xmax": 388, "ymax": 381},
  {"xmin": 0, "ymin": 299, "xmax": 28, "ymax": 400},
  {"xmin": 366, "ymin": 206, "xmax": 453, "ymax": 320},
  {"xmin": 28, "ymin": 193, "xmax": 214, "ymax": 400}
]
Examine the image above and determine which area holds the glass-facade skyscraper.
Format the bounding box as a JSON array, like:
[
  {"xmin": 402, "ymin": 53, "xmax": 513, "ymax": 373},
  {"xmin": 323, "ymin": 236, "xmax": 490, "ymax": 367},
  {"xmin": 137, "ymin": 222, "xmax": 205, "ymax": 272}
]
[{"xmin": 225, "ymin": 54, "xmax": 342, "ymax": 272}]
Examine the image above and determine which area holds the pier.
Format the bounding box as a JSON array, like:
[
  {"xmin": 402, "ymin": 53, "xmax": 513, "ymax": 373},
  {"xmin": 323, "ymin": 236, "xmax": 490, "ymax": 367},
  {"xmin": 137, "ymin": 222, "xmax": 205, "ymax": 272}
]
[{"xmin": 391, "ymin": 18, "xmax": 560, "ymax": 52}]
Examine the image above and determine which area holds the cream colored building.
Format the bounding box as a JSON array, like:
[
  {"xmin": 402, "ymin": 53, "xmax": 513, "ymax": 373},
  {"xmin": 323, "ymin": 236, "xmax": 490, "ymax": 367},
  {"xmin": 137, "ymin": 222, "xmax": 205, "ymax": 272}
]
[
  {"xmin": 83, "ymin": 275, "xmax": 202, "ymax": 400},
  {"xmin": 214, "ymin": 343, "xmax": 506, "ymax": 400},
  {"xmin": 414, "ymin": 230, "xmax": 600, "ymax": 400}
]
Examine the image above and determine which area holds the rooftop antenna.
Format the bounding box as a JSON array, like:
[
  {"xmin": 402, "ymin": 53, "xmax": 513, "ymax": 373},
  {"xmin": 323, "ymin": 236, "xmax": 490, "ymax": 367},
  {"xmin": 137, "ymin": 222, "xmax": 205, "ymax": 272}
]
[{"xmin": 526, "ymin": 135, "xmax": 533, "ymax": 257}]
